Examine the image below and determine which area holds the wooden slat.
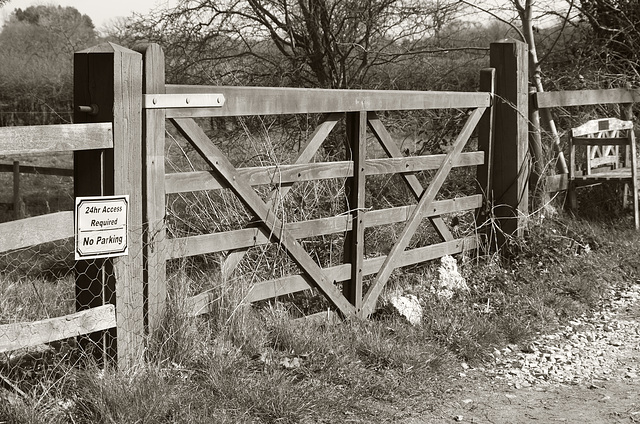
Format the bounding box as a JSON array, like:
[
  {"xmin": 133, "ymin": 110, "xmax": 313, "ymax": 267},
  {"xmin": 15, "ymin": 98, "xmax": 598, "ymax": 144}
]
[
  {"xmin": 630, "ymin": 131, "xmax": 639, "ymax": 229},
  {"xmin": 241, "ymin": 236, "xmax": 477, "ymax": 305},
  {"xmin": 367, "ymin": 152, "xmax": 484, "ymax": 174},
  {"xmin": 166, "ymin": 162, "xmax": 349, "ymax": 193},
  {"xmin": 0, "ymin": 164, "xmax": 73, "ymax": 177},
  {"xmin": 0, "ymin": 123, "xmax": 112, "ymax": 155},
  {"xmin": 588, "ymin": 156, "xmax": 618, "ymax": 168},
  {"xmin": 535, "ymin": 89, "xmax": 640, "ymax": 109},
  {"xmin": 0, "ymin": 305, "xmax": 116, "ymax": 353},
  {"xmin": 571, "ymin": 117, "xmax": 633, "ymax": 137},
  {"xmin": 0, "ymin": 211, "xmax": 73, "ymax": 253},
  {"xmin": 167, "ymin": 195, "xmax": 482, "ymax": 259},
  {"xmin": 171, "ymin": 117, "xmax": 357, "ymax": 317},
  {"xmin": 168, "ymin": 216, "xmax": 347, "ymax": 259},
  {"xmin": 368, "ymin": 111, "xmax": 454, "ymax": 242},
  {"xmin": 13, "ymin": 161, "xmax": 21, "ymax": 220},
  {"xmin": 574, "ymin": 168, "xmax": 635, "ymax": 181},
  {"xmin": 572, "ymin": 137, "xmax": 630, "ymax": 146},
  {"xmin": 165, "ymin": 152, "xmax": 483, "ymax": 194},
  {"xmin": 362, "ymin": 107, "xmax": 485, "ymax": 317},
  {"xmin": 164, "ymin": 85, "xmax": 491, "ymax": 117},
  {"xmin": 365, "ymin": 195, "xmax": 482, "ymax": 227}
]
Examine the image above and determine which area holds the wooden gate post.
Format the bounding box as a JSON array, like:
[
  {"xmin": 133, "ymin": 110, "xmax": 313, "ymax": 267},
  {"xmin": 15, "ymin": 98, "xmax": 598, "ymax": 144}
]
[
  {"xmin": 137, "ymin": 43, "xmax": 167, "ymax": 334},
  {"xmin": 490, "ymin": 40, "xmax": 529, "ymax": 244},
  {"xmin": 74, "ymin": 43, "xmax": 144, "ymax": 368}
]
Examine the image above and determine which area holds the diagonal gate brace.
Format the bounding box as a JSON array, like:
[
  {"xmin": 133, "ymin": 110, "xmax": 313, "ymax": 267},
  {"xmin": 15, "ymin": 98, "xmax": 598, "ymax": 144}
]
[
  {"xmin": 361, "ymin": 107, "xmax": 486, "ymax": 317},
  {"xmin": 221, "ymin": 113, "xmax": 342, "ymax": 281},
  {"xmin": 367, "ymin": 111, "xmax": 455, "ymax": 242},
  {"xmin": 170, "ymin": 117, "xmax": 358, "ymax": 317}
]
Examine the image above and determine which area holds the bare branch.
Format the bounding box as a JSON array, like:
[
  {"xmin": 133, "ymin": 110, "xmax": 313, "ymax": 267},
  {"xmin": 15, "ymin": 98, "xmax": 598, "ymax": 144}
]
[{"xmin": 458, "ymin": 0, "xmax": 525, "ymax": 42}]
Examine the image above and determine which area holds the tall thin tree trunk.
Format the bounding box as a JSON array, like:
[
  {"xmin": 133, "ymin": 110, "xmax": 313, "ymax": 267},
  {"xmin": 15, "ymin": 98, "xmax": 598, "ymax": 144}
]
[{"xmin": 516, "ymin": 0, "xmax": 568, "ymax": 175}]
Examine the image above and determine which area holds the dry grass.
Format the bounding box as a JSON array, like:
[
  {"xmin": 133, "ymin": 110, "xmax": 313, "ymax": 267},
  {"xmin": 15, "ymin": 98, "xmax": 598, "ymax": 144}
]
[
  {"xmin": 2, "ymin": 209, "xmax": 639, "ymax": 423},
  {"xmin": 3, "ymin": 109, "xmax": 640, "ymax": 422}
]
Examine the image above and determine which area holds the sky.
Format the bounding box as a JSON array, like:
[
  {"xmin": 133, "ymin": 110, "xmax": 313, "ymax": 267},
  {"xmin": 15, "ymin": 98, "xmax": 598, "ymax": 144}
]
[{"xmin": 0, "ymin": 0, "xmax": 176, "ymax": 30}]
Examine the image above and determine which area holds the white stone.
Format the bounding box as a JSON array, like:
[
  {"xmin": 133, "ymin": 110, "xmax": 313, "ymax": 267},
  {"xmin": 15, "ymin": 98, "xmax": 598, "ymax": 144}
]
[
  {"xmin": 435, "ymin": 255, "xmax": 468, "ymax": 299},
  {"xmin": 388, "ymin": 294, "xmax": 423, "ymax": 326}
]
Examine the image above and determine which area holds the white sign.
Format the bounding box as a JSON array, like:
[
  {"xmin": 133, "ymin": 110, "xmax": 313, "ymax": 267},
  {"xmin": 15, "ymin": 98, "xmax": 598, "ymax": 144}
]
[{"xmin": 75, "ymin": 195, "xmax": 129, "ymax": 260}]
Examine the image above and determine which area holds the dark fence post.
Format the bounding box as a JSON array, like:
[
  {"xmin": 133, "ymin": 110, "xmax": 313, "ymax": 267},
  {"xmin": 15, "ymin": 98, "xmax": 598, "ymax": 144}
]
[
  {"xmin": 490, "ymin": 39, "xmax": 529, "ymax": 244},
  {"xmin": 74, "ymin": 43, "xmax": 144, "ymax": 368},
  {"xmin": 12, "ymin": 161, "xmax": 22, "ymax": 219},
  {"xmin": 344, "ymin": 111, "xmax": 366, "ymax": 312}
]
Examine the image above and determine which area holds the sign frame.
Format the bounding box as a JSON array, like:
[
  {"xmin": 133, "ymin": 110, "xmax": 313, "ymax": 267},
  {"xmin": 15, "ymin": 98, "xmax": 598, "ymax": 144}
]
[{"xmin": 75, "ymin": 195, "xmax": 129, "ymax": 260}]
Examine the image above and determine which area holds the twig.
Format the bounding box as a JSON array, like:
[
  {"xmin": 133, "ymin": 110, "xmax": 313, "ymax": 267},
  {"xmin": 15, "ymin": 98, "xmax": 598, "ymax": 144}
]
[{"xmin": 0, "ymin": 369, "xmax": 26, "ymax": 398}]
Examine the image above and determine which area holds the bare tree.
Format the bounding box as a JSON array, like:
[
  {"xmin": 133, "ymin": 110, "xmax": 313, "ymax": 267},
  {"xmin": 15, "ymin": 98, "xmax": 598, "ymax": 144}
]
[
  {"xmin": 122, "ymin": 0, "xmax": 463, "ymax": 88},
  {"xmin": 461, "ymin": 0, "xmax": 571, "ymax": 173},
  {"xmin": 575, "ymin": 0, "xmax": 640, "ymax": 82}
]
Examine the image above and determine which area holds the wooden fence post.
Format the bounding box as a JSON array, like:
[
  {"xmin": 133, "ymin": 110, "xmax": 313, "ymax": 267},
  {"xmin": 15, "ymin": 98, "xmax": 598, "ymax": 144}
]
[
  {"xmin": 74, "ymin": 43, "xmax": 144, "ymax": 368},
  {"xmin": 344, "ymin": 111, "xmax": 366, "ymax": 312},
  {"xmin": 490, "ymin": 40, "xmax": 529, "ymax": 243},
  {"xmin": 620, "ymin": 83, "xmax": 634, "ymax": 208},
  {"xmin": 529, "ymin": 85, "xmax": 549, "ymax": 208},
  {"xmin": 12, "ymin": 161, "xmax": 22, "ymax": 219},
  {"xmin": 138, "ymin": 44, "xmax": 167, "ymax": 334}
]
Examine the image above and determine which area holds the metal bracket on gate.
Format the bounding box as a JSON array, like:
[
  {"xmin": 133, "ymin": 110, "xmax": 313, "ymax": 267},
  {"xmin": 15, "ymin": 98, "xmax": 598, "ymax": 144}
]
[{"xmin": 144, "ymin": 94, "xmax": 226, "ymax": 109}]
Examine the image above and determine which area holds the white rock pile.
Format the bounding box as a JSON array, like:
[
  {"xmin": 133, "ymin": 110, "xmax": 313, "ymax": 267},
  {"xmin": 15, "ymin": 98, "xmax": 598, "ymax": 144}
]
[
  {"xmin": 488, "ymin": 285, "xmax": 640, "ymax": 388},
  {"xmin": 433, "ymin": 255, "xmax": 469, "ymax": 299},
  {"xmin": 388, "ymin": 294, "xmax": 423, "ymax": 326}
]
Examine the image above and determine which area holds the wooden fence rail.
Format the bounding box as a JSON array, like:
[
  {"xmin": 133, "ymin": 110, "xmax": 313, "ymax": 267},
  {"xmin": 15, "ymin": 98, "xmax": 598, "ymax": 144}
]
[
  {"xmin": 0, "ymin": 164, "xmax": 73, "ymax": 176},
  {"xmin": 0, "ymin": 305, "xmax": 116, "ymax": 354},
  {"xmin": 0, "ymin": 122, "xmax": 115, "ymax": 355},
  {"xmin": 0, "ymin": 162, "xmax": 74, "ymax": 219},
  {"xmin": 532, "ymin": 88, "xmax": 640, "ymax": 193}
]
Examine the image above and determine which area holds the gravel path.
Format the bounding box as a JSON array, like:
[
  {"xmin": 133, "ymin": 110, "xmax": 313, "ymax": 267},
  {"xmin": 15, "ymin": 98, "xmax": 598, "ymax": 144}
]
[
  {"xmin": 491, "ymin": 284, "xmax": 640, "ymax": 389},
  {"xmin": 413, "ymin": 283, "xmax": 640, "ymax": 423}
]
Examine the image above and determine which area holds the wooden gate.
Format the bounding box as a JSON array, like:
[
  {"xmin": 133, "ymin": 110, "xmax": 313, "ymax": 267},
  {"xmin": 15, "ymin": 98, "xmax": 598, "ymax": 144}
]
[
  {"xmin": 1, "ymin": 41, "xmax": 503, "ymax": 370},
  {"xmin": 140, "ymin": 44, "xmax": 495, "ymax": 321}
]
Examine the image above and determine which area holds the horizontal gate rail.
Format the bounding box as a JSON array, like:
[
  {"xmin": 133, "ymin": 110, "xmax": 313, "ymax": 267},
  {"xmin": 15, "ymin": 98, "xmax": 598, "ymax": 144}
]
[
  {"xmin": 168, "ymin": 195, "xmax": 482, "ymax": 260},
  {"xmin": 165, "ymin": 152, "xmax": 484, "ymax": 194},
  {"xmin": 186, "ymin": 237, "xmax": 477, "ymax": 317},
  {"xmin": 158, "ymin": 85, "xmax": 491, "ymax": 118}
]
